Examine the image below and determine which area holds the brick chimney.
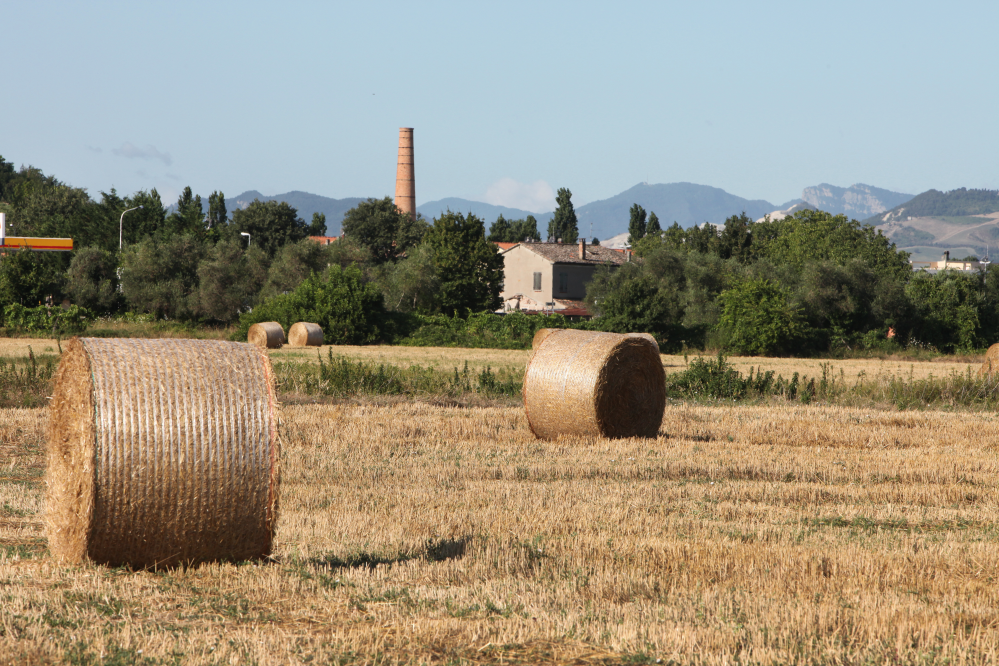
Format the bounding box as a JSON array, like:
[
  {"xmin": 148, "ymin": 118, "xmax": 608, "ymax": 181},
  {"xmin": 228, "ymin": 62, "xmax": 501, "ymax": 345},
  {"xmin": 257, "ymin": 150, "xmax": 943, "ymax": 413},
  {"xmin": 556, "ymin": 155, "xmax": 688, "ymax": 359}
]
[
  {"xmin": 578, "ymin": 238, "xmax": 586, "ymax": 260},
  {"xmin": 394, "ymin": 128, "xmax": 415, "ymax": 219}
]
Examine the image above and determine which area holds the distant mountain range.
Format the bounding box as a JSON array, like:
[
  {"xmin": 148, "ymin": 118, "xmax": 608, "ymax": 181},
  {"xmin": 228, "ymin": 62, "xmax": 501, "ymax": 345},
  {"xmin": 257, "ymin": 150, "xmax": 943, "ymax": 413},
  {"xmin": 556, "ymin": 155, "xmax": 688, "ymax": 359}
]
[
  {"xmin": 215, "ymin": 181, "xmax": 921, "ymax": 240},
  {"xmin": 226, "ymin": 190, "xmax": 364, "ymax": 235}
]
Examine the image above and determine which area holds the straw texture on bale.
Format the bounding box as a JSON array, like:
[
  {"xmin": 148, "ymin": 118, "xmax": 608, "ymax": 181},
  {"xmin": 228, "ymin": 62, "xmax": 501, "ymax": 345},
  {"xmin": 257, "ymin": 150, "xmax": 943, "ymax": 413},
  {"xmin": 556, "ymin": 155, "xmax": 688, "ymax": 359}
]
[
  {"xmin": 532, "ymin": 328, "xmax": 556, "ymax": 350},
  {"xmin": 979, "ymin": 343, "xmax": 999, "ymax": 377},
  {"xmin": 523, "ymin": 329, "xmax": 665, "ymax": 440},
  {"xmin": 627, "ymin": 332, "xmax": 660, "ymax": 355},
  {"xmin": 46, "ymin": 338, "xmax": 280, "ymax": 568},
  {"xmin": 248, "ymin": 321, "xmax": 285, "ymax": 348},
  {"xmin": 288, "ymin": 322, "xmax": 324, "ymax": 347}
]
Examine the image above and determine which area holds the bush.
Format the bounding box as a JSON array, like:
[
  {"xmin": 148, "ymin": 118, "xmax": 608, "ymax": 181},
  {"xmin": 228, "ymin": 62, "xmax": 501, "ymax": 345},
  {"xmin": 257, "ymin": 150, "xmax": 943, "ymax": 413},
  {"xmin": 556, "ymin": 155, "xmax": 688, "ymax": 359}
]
[
  {"xmin": 2, "ymin": 303, "xmax": 92, "ymax": 335},
  {"xmin": 237, "ymin": 264, "xmax": 385, "ymax": 344},
  {"xmin": 717, "ymin": 278, "xmax": 807, "ymax": 355},
  {"xmin": 65, "ymin": 246, "xmax": 122, "ymax": 314}
]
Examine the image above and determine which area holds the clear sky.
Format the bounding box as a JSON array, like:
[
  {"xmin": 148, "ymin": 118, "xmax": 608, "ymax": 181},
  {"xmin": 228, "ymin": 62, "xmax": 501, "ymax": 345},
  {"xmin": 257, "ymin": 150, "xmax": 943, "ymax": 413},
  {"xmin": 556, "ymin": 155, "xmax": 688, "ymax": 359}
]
[{"xmin": 3, "ymin": 1, "xmax": 997, "ymax": 213}]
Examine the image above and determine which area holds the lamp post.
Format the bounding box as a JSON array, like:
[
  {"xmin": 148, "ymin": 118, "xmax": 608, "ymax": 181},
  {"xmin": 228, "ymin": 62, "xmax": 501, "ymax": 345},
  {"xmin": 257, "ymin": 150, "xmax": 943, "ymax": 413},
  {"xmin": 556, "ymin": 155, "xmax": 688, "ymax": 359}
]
[
  {"xmin": 119, "ymin": 206, "xmax": 144, "ymax": 251},
  {"xmin": 241, "ymin": 232, "xmax": 251, "ymax": 247}
]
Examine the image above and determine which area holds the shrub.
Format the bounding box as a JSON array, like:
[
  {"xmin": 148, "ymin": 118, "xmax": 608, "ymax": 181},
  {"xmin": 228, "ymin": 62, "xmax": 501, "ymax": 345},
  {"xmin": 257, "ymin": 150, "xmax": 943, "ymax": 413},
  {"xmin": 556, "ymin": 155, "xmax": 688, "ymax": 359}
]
[{"xmin": 717, "ymin": 278, "xmax": 807, "ymax": 355}]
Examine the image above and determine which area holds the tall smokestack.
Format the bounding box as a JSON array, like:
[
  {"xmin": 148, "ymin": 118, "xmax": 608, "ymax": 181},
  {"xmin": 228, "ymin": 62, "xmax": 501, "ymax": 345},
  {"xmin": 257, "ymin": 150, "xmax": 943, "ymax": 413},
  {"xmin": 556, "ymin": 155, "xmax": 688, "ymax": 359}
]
[{"xmin": 394, "ymin": 128, "xmax": 415, "ymax": 219}]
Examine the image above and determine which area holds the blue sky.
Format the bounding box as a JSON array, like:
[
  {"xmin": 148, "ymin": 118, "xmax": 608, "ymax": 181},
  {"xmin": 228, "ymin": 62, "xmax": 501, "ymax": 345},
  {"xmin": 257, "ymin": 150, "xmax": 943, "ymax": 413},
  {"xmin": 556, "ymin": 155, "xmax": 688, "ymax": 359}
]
[{"xmin": 3, "ymin": 1, "xmax": 997, "ymax": 212}]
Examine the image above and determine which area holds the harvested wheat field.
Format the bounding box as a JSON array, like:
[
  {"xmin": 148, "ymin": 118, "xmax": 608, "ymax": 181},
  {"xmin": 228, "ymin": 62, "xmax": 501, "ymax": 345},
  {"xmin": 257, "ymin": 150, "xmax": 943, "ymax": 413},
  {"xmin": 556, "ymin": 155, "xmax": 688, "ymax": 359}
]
[{"xmin": 2, "ymin": 399, "xmax": 999, "ymax": 664}]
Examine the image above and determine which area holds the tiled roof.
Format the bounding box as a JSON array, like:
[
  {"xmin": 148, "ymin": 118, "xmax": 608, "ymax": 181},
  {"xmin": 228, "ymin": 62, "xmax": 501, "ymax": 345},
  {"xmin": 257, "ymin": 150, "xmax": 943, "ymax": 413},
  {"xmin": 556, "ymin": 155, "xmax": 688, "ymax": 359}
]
[
  {"xmin": 493, "ymin": 241, "xmax": 519, "ymax": 251},
  {"xmin": 516, "ymin": 242, "xmax": 628, "ymax": 265}
]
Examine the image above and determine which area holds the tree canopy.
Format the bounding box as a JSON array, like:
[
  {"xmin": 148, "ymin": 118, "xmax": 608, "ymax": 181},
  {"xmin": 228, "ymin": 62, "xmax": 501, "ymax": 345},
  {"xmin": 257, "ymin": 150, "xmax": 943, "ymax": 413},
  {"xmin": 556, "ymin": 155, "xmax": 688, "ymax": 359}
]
[
  {"xmin": 548, "ymin": 188, "xmax": 579, "ymax": 243},
  {"xmin": 341, "ymin": 197, "xmax": 428, "ymax": 263}
]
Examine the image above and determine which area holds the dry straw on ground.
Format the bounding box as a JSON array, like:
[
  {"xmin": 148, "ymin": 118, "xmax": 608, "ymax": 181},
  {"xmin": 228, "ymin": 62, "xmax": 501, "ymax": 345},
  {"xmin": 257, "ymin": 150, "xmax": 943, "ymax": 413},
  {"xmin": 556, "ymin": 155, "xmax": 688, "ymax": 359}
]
[
  {"xmin": 46, "ymin": 337, "xmax": 280, "ymax": 568},
  {"xmin": 248, "ymin": 322, "xmax": 285, "ymax": 348},
  {"xmin": 524, "ymin": 329, "xmax": 665, "ymax": 439},
  {"xmin": 287, "ymin": 322, "xmax": 323, "ymax": 347},
  {"xmin": 979, "ymin": 342, "xmax": 999, "ymax": 376}
]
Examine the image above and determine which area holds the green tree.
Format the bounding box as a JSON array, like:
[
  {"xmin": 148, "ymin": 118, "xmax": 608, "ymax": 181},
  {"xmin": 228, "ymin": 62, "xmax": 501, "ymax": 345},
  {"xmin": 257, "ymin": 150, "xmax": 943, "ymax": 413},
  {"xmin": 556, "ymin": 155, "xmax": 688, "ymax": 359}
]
[
  {"xmin": 259, "ymin": 238, "xmax": 331, "ymax": 299},
  {"xmin": 0, "ymin": 249, "xmax": 67, "ymax": 308},
  {"xmin": 547, "ymin": 188, "xmax": 578, "ymax": 243},
  {"xmin": 487, "ymin": 214, "xmax": 512, "ymax": 242},
  {"xmin": 424, "ymin": 210, "xmax": 504, "ymax": 315},
  {"xmin": 309, "ymin": 212, "xmax": 327, "ymax": 236},
  {"xmin": 342, "ymin": 197, "xmax": 428, "ymax": 264},
  {"xmin": 118, "ymin": 189, "xmax": 168, "ymax": 246},
  {"xmin": 375, "ymin": 243, "xmax": 440, "ymax": 313},
  {"xmin": 718, "ymin": 213, "xmax": 753, "ymax": 263},
  {"xmin": 231, "ymin": 199, "xmax": 312, "ymax": 258},
  {"xmin": 905, "ymin": 271, "xmax": 985, "ymax": 352},
  {"xmin": 65, "ymin": 247, "xmax": 121, "ymax": 313},
  {"xmin": 514, "ymin": 215, "xmax": 542, "ymax": 242},
  {"xmin": 166, "ymin": 187, "xmax": 204, "ymax": 237},
  {"xmin": 195, "ymin": 239, "xmax": 269, "ymax": 323},
  {"xmin": 717, "ymin": 278, "xmax": 807, "ymax": 355},
  {"xmin": 206, "ymin": 191, "xmax": 227, "ymax": 229},
  {"xmin": 628, "ymin": 204, "xmax": 647, "ymax": 245},
  {"xmin": 120, "ymin": 235, "xmax": 206, "ymax": 319},
  {"xmin": 646, "ymin": 211, "xmax": 661, "ymax": 235}
]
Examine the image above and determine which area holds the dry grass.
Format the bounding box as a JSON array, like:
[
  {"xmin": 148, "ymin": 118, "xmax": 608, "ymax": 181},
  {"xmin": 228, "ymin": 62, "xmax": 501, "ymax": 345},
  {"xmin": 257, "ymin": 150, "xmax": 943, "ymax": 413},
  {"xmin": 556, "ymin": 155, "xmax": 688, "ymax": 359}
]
[{"xmin": 2, "ymin": 401, "xmax": 999, "ymax": 664}]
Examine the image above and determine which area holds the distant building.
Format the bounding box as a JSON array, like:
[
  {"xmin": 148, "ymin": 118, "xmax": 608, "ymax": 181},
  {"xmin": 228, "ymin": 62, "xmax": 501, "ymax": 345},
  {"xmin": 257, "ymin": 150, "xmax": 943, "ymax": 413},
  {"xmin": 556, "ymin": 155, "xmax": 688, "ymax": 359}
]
[
  {"xmin": 309, "ymin": 235, "xmax": 340, "ymax": 245},
  {"xmin": 931, "ymin": 250, "xmax": 982, "ymax": 271},
  {"xmin": 497, "ymin": 239, "xmax": 629, "ymax": 315}
]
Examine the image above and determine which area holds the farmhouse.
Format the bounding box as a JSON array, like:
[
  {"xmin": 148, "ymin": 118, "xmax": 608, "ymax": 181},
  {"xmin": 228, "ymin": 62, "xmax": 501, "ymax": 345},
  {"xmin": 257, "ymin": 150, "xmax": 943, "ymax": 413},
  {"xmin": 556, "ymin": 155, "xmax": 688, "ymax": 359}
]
[{"xmin": 498, "ymin": 239, "xmax": 628, "ymax": 314}]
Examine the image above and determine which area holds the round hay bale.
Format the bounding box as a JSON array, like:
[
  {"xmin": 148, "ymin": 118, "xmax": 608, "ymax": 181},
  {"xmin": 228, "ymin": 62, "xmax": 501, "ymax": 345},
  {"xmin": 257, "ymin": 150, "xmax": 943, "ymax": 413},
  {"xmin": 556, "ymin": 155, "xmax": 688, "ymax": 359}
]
[
  {"xmin": 248, "ymin": 322, "xmax": 285, "ymax": 348},
  {"xmin": 627, "ymin": 332, "xmax": 660, "ymax": 355},
  {"xmin": 46, "ymin": 338, "xmax": 280, "ymax": 568},
  {"xmin": 532, "ymin": 328, "xmax": 558, "ymax": 350},
  {"xmin": 523, "ymin": 329, "xmax": 665, "ymax": 440},
  {"xmin": 979, "ymin": 343, "xmax": 999, "ymax": 377},
  {"xmin": 288, "ymin": 322, "xmax": 323, "ymax": 347}
]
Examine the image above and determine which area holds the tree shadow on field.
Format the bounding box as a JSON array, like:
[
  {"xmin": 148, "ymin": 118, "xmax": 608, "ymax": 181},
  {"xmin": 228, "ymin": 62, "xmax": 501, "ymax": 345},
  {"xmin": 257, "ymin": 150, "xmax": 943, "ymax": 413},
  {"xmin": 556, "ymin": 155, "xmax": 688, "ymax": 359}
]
[{"xmin": 310, "ymin": 536, "xmax": 470, "ymax": 572}]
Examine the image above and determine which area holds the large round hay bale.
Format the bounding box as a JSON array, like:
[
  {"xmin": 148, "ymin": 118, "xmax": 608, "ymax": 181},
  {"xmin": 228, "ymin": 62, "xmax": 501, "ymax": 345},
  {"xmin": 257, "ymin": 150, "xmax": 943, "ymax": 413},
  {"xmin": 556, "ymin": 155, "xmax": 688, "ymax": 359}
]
[
  {"xmin": 46, "ymin": 338, "xmax": 280, "ymax": 568},
  {"xmin": 248, "ymin": 322, "xmax": 285, "ymax": 348},
  {"xmin": 532, "ymin": 328, "xmax": 557, "ymax": 350},
  {"xmin": 979, "ymin": 343, "xmax": 999, "ymax": 377},
  {"xmin": 523, "ymin": 329, "xmax": 665, "ymax": 440},
  {"xmin": 288, "ymin": 322, "xmax": 323, "ymax": 347},
  {"xmin": 627, "ymin": 332, "xmax": 660, "ymax": 355}
]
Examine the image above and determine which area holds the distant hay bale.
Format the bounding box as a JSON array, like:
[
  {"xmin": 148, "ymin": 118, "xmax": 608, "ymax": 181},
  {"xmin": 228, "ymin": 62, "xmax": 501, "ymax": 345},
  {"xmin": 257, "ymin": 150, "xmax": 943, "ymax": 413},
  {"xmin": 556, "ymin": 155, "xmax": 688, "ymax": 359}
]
[
  {"xmin": 532, "ymin": 328, "xmax": 557, "ymax": 350},
  {"xmin": 46, "ymin": 338, "xmax": 280, "ymax": 568},
  {"xmin": 523, "ymin": 329, "xmax": 665, "ymax": 440},
  {"xmin": 248, "ymin": 322, "xmax": 285, "ymax": 348},
  {"xmin": 288, "ymin": 322, "xmax": 323, "ymax": 347},
  {"xmin": 979, "ymin": 343, "xmax": 999, "ymax": 377}
]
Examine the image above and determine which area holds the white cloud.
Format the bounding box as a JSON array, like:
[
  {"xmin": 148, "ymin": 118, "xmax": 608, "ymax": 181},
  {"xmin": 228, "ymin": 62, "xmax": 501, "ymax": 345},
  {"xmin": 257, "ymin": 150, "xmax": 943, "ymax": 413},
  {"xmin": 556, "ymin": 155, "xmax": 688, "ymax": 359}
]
[
  {"xmin": 112, "ymin": 142, "xmax": 173, "ymax": 166},
  {"xmin": 484, "ymin": 178, "xmax": 555, "ymax": 213}
]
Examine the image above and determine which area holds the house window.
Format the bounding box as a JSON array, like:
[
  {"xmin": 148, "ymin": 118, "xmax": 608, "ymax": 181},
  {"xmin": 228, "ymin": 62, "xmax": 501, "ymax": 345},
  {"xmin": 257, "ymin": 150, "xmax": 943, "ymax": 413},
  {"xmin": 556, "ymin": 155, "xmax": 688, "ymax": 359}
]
[
  {"xmin": 533, "ymin": 272, "xmax": 542, "ymax": 291},
  {"xmin": 559, "ymin": 272, "xmax": 568, "ymax": 293}
]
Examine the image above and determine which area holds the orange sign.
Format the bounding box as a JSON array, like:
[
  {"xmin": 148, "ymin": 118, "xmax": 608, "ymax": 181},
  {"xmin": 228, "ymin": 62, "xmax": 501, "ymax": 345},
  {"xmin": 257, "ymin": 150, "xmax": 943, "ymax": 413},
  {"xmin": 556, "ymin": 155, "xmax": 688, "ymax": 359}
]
[{"xmin": 0, "ymin": 237, "xmax": 74, "ymax": 252}]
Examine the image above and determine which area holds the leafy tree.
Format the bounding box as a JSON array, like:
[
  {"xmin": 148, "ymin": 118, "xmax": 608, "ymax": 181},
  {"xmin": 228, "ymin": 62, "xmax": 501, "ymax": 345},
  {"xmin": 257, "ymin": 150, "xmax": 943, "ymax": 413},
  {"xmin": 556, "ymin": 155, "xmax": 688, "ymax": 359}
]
[
  {"xmin": 120, "ymin": 235, "xmax": 206, "ymax": 319},
  {"xmin": 585, "ymin": 249, "xmax": 687, "ymax": 345},
  {"xmin": 259, "ymin": 238, "xmax": 331, "ymax": 299},
  {"xmin": 341, "ymin": 197, "xmax": 428, "ymax": 264},
  {"xmin": 646, "ymin": 211, "xmax": 661, "ymax": 235},
  {"xmin": 309, "ymin": 212, "xmax": 327, "ymax": 236},
  {"xmin": 628, "ymin": 204, "xmax": 647, "ymax": 245},
  {"xmin": 118, "ymin": 189, "xmax": 168, "ymax": 247},
  {"xmin": 65, "ymin": 247, "xmax": 121, "ymax": 313},
  {"xmin": 718, "ymin": 213, "xmax": 753, "ymax": 263},
  {"xmin": 515, "ymin": 215, "xmax": 542, "ymax": 242},
  {"xmin": 0, "ymin": 248, "xmax": 67, "ymax": 308},
  {"xmin": 239, "ymin": 264, "xmax": 386, "ymax": 344},
  {"xmin": 0, "ymin": 155, "xmax": 17, "ymax": 202},
  {"xmin": 195, "ymin": 239, "xmax": 268, "ymax": 323},
  {"xmin": 905, "ymin": 271, "xmax": 985, "ymax": 352},
  {"xmin": 375, "ymin": 243, "xmax": 440, "ymax": 313},
  {"xmin": 423, "ymin": 210, "xmax": 504, "ymax": 315},
  {"xmin": 717, "ymin": 278, "xmax": 806, "ymax": 355},
  {"xmin": 547, "ymin": 188, "xmax": 578, "ymax": 243},
  {"xmin": 166, "ymin": 186, "xmax": 204, "ymax": 237},
  {"xmin": 487, "ymin": 214, "xmax": 512, "ymax": 242},
  {"xmin": 231, "ymin": 199, "xmax": 312, "ymax": 258},
  {"xmin": 207, "ymin": 191, "xmax": 227, "ymax": 229}
]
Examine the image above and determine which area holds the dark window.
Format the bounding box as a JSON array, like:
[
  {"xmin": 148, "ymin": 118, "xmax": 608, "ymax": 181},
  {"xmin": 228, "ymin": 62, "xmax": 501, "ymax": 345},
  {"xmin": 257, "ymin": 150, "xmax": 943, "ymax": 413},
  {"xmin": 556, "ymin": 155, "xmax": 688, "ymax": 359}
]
[
  {"xmin": 533, "ymin": 272, "xmax": 542, "ymax": 291},
  {"xmin": 559, "ymin": 272, "xmax": 568, "ymax": 293}
]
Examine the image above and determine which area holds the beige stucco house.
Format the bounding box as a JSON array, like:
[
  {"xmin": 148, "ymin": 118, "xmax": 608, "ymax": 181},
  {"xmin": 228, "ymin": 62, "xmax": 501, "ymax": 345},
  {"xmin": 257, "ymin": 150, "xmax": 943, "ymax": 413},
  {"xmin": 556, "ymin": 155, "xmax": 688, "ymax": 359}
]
[{"xmin": 498, "ymin": 239, "xmax": 629, "ymax": 314}]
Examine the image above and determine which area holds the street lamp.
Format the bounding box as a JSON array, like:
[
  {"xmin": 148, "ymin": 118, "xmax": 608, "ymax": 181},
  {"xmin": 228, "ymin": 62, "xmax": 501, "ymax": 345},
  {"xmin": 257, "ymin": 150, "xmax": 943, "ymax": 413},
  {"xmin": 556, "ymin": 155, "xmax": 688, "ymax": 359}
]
[
  {"xmin": 119, "ymin": 206, "xmax": 144, "ymax": 251},
  {"xmin": 240, "ymin": 232, "xmax": 251, "ymax": 247}
]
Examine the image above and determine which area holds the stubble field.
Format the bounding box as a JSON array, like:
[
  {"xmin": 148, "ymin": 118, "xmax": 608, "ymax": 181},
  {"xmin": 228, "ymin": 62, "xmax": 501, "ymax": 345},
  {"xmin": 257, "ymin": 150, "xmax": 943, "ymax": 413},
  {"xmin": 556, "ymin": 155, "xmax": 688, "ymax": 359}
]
[{"xmin": 2, "ymin": 378, "xmax": 999, "ymax": 664}]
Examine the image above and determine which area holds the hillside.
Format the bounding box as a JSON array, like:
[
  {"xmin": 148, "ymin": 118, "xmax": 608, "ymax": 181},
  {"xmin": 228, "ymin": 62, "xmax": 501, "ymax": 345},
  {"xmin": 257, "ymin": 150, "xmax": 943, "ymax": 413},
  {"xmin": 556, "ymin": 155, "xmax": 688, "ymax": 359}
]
[
  {"xmin": 226, "ymin": 190, "xmax": 366, "ymax": 235},
  {"xmin": 863, "ymin": 188, "xmax": 999, "ymax": 225},
  {"xmin": 574, "ymin": 182, "xmax": 776, "ymax": 241},
  {"xmin": 416, "ymin": 198, "xmax": 553, "ymax": 226},
  {"xmin": 801, "ymin": 183, "xmax": 912, "ymax": 218}
]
